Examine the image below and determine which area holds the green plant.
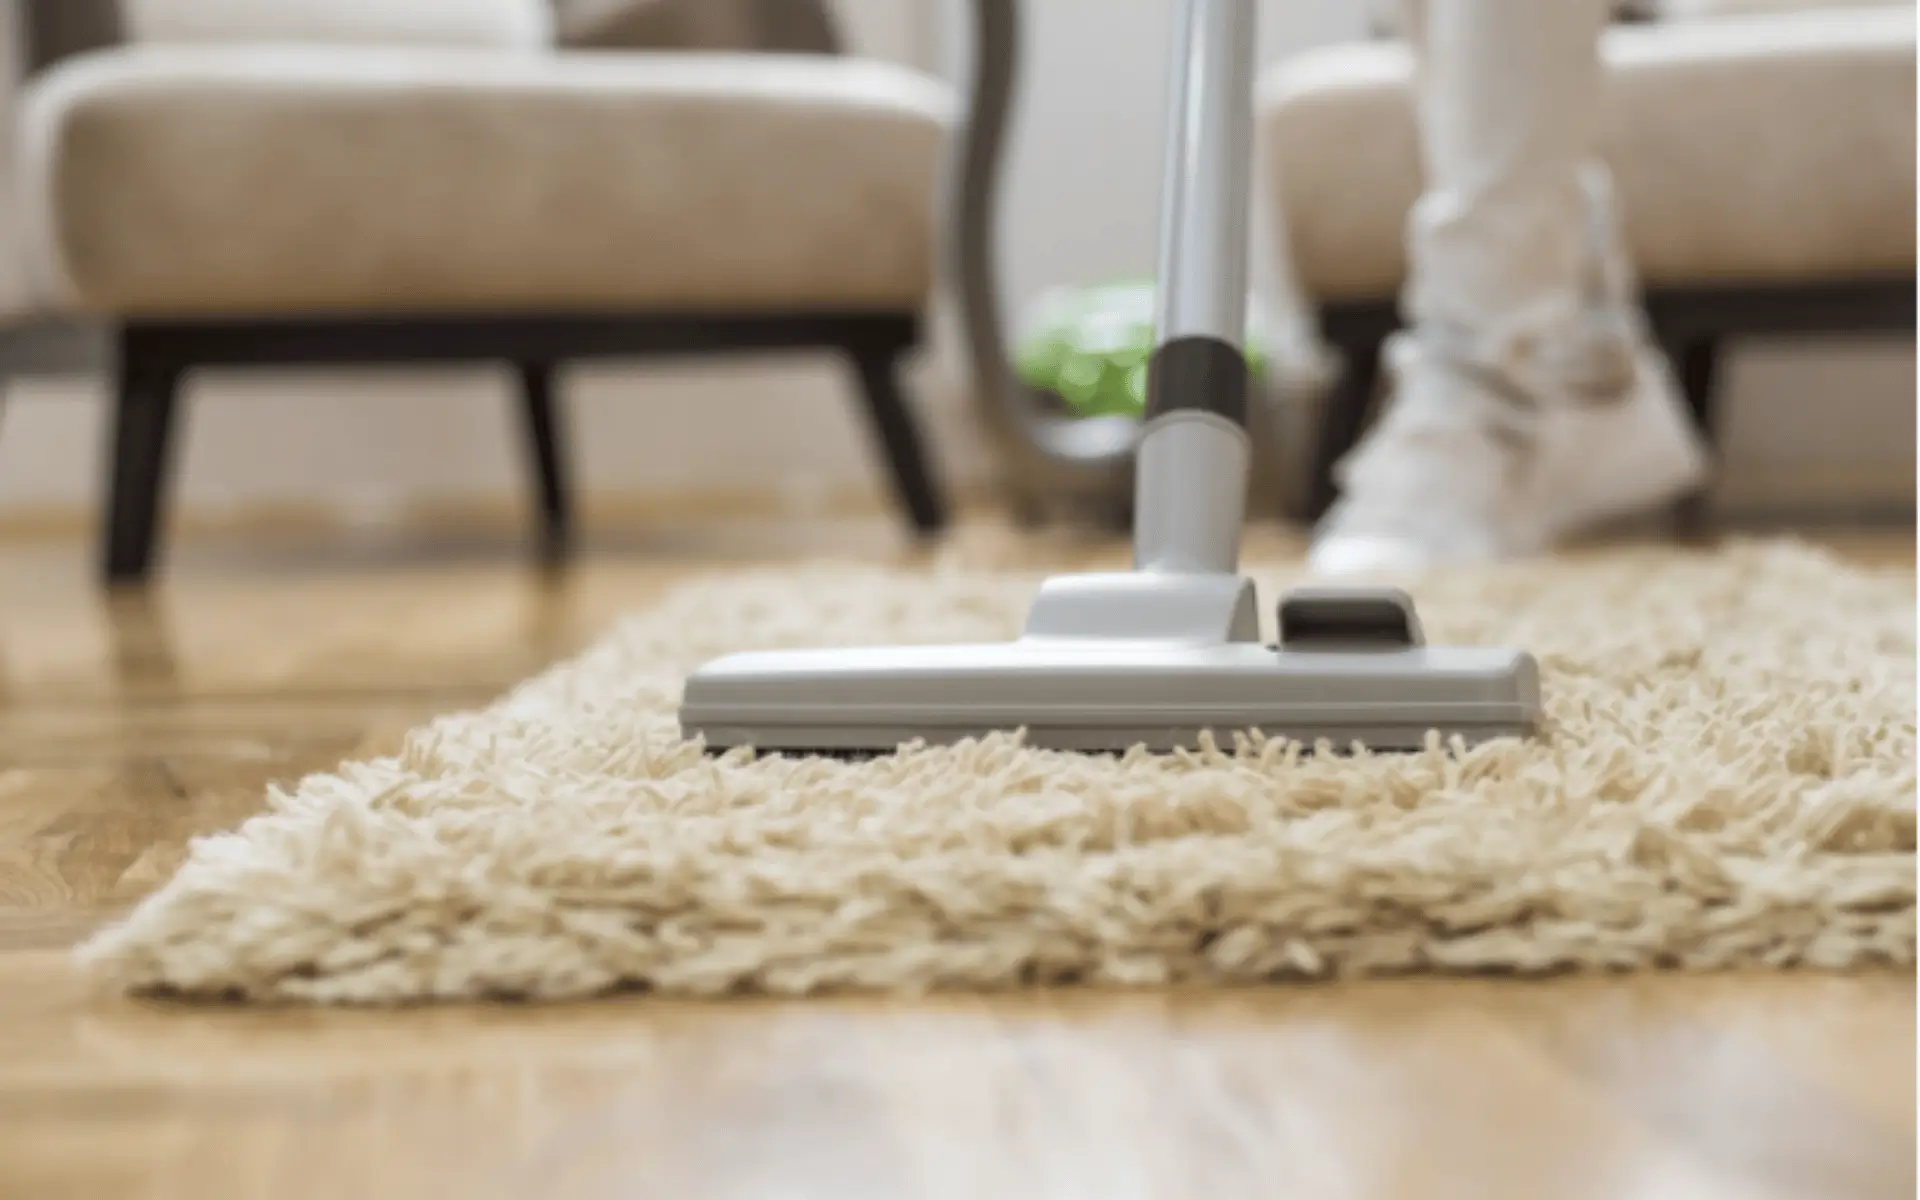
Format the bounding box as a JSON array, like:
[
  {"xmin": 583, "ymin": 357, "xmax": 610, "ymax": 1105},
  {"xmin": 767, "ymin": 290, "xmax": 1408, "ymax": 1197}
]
[{"xmin": 1016, "ymin": 280, "xmax": 1268, "ymax": 418}]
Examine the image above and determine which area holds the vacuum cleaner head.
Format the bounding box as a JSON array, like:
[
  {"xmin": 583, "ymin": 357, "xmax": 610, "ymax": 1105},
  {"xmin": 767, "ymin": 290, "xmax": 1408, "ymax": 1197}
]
[
  {"xmin": 679, "ymin": 0, "xmax": 1544, "ymax": 760},
  {"xmin": 679, "ymin": 577, "xmax": 1540, "ymax": 755}
]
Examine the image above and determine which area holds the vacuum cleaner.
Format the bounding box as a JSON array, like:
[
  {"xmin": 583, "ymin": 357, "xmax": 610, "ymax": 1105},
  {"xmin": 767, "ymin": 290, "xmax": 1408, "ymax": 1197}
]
[{"xmin": 678, "ymin": 0, "xmax": 1541, "ymax": 755}]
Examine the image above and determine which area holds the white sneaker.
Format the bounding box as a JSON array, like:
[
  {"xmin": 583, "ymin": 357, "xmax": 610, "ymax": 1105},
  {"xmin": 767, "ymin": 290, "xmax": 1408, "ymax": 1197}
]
[{"xmin": 1308, "ymin": 334, "xmax": 1711, "ymax": 577}]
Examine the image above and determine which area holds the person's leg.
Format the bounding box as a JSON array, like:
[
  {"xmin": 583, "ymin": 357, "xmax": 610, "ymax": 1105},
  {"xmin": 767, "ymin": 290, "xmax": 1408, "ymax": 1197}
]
[
  {"xmin": 1311, "ymin": 0, "xmax": 1709, "ymax": 575},
  {"xmin": 1406, "ymin": 0, "xmax": 1615, "ymax": 360}
]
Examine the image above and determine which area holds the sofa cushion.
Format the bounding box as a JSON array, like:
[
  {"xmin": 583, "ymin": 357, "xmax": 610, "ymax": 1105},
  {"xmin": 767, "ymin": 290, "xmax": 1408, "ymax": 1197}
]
[
  {"xmin": 1363, "ymin": 0, "xmax": 1662, "ymax": 37},
  {"xmin": 20, "ymin": 45, "xmax": 954, "ymax": 316},
  {"xmin": 1659, "ymin": 0, "xmax": 1912, "ymax": 19},
  {"xmin": 1260, "ymin": 6, "xmax": 1916, "ymax": 301},
  {"xmin": 19, "ymin": 0, "xmax": 552, "ymax": 63},
  {"xmin": 118, "ymin": 0, "xmax": 552, "ymax": 48}
]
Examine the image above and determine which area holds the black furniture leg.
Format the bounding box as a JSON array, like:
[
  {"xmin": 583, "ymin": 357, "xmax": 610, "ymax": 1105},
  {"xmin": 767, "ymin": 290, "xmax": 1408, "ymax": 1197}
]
[
  {"xmin": 103, "ymin": 354, "xmax": 184, "ymax": 585},
  {"xmin": 1666, "ymin": 336, "xmax": 1722, "ymax": 534},
  {"xmin": 848, "ymin": 347, "xmax": 948, "ymax": 536},
  {"xmin": 1307, "ymin": 339, "xmax": 1384, "ymax": 522},
  {"xmin": 515, "ymin": 360, "xmax": 571, "ymax": 561}
]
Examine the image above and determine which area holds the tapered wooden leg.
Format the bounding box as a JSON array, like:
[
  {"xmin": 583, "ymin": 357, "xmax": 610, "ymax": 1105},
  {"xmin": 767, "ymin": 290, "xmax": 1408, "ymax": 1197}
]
[
  {"xmin": 516, "ymin": 361, "xmax": 571, "ymax": 562},
  {"xmin": 1306, "ymin": 339, "xmax": 1384, "ymax": 522},
  {"xmin": 102, "ymin": 355, "xmax": 184, "ymax": 585},
  {"xmin": 848, "ymin": 348, "xmax": 947, "ymax": 536},
  {"xmin": 1666, "ymin": 336, "xmax": 1722, "ymax": 535}
]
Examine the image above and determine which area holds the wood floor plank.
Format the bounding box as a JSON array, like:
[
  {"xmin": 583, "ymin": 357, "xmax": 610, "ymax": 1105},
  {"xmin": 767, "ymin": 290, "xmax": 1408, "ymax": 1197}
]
[
  {"xmin": 1, "ymin": 961, "xmax": 1907, "ymax": 1199},
  {"xmin": 0, "ymin": 517, "xmax": 1910, "ymax": 1199}
]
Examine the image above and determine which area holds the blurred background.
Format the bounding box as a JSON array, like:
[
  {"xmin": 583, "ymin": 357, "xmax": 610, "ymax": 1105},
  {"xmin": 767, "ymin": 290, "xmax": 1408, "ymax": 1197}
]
[{"xmin": 0, "ymin": 0, "xmax": 1908, "ymax": 559}]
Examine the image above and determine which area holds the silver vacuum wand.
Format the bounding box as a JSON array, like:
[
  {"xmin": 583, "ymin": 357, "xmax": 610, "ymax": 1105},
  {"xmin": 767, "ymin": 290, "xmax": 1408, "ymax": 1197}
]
[
  {"xmin": 1133, "ymin": 0, "xmax": 1260, "ymax": 578},
  {"xmin": 676, "ymin": 0, "xmax": 1543, "ymax": 756}
]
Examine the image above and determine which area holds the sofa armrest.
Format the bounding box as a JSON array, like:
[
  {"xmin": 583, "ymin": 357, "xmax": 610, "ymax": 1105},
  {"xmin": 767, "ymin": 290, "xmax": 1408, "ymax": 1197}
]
[{"xmin": 121, "ymin": 0, "xmax": 551, "ymax": 50}]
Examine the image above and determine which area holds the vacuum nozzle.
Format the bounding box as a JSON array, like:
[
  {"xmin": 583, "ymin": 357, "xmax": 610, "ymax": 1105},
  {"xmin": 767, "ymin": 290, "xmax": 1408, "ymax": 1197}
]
[{"xmin": 679, "ymin": 581, "xmax": 1541, "ymax": 756}]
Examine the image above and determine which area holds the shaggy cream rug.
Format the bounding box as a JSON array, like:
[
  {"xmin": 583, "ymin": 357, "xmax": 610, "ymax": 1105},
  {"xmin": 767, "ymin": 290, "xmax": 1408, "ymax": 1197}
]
[{"xmin": 80, "ymin": 538, "xmax": 1915, "ymax": 1003}]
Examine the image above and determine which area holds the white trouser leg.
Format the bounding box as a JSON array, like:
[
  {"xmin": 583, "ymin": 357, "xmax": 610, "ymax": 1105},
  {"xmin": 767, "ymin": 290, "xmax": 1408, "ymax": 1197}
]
[
  {"xmin": 1311, "ymin": 0, "xmax": 1711, "ymax": 576},
  {"xmin": 1400, "ymin": 0, "xmax": 1623, "ymax": 381}
]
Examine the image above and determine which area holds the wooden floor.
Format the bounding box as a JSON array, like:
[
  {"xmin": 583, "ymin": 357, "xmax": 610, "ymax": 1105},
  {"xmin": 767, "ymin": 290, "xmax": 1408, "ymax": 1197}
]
[{"xmin": 0, "ymin": 515, "xmax": 1912, "ymax": 1200}]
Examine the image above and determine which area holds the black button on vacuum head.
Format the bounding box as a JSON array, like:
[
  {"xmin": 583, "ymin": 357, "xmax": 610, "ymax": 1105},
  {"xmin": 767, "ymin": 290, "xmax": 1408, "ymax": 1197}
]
[{"xmin": 1277, "ymin": 588, "xmax": 1425, "ymax": 650}]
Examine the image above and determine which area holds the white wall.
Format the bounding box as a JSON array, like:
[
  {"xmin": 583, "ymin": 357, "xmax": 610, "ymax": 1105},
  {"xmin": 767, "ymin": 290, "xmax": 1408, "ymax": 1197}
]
[
  {"xmin": 0, "ymin": 0, "xmax": 1909, "ymax": 523},
  {"xmin": 950, "ymin": 0, "xmax": 1360, "ymax": 316}
]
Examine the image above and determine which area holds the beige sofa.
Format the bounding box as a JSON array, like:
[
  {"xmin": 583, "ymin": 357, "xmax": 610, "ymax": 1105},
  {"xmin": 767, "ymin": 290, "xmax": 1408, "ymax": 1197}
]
[
  {"xmin": 1261, "ymin": 2, "xmax": 1916, "ymax": 520},
  {"xmin": 0, "ymin": 0, "xmax": 960, "ymax": 581}
]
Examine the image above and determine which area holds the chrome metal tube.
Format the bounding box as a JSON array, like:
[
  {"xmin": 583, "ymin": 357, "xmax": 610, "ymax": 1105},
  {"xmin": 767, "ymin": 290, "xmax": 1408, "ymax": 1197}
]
[{"xmin": 1134, "ymin": 0, "xmax": 1259, "ymax": 575}]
